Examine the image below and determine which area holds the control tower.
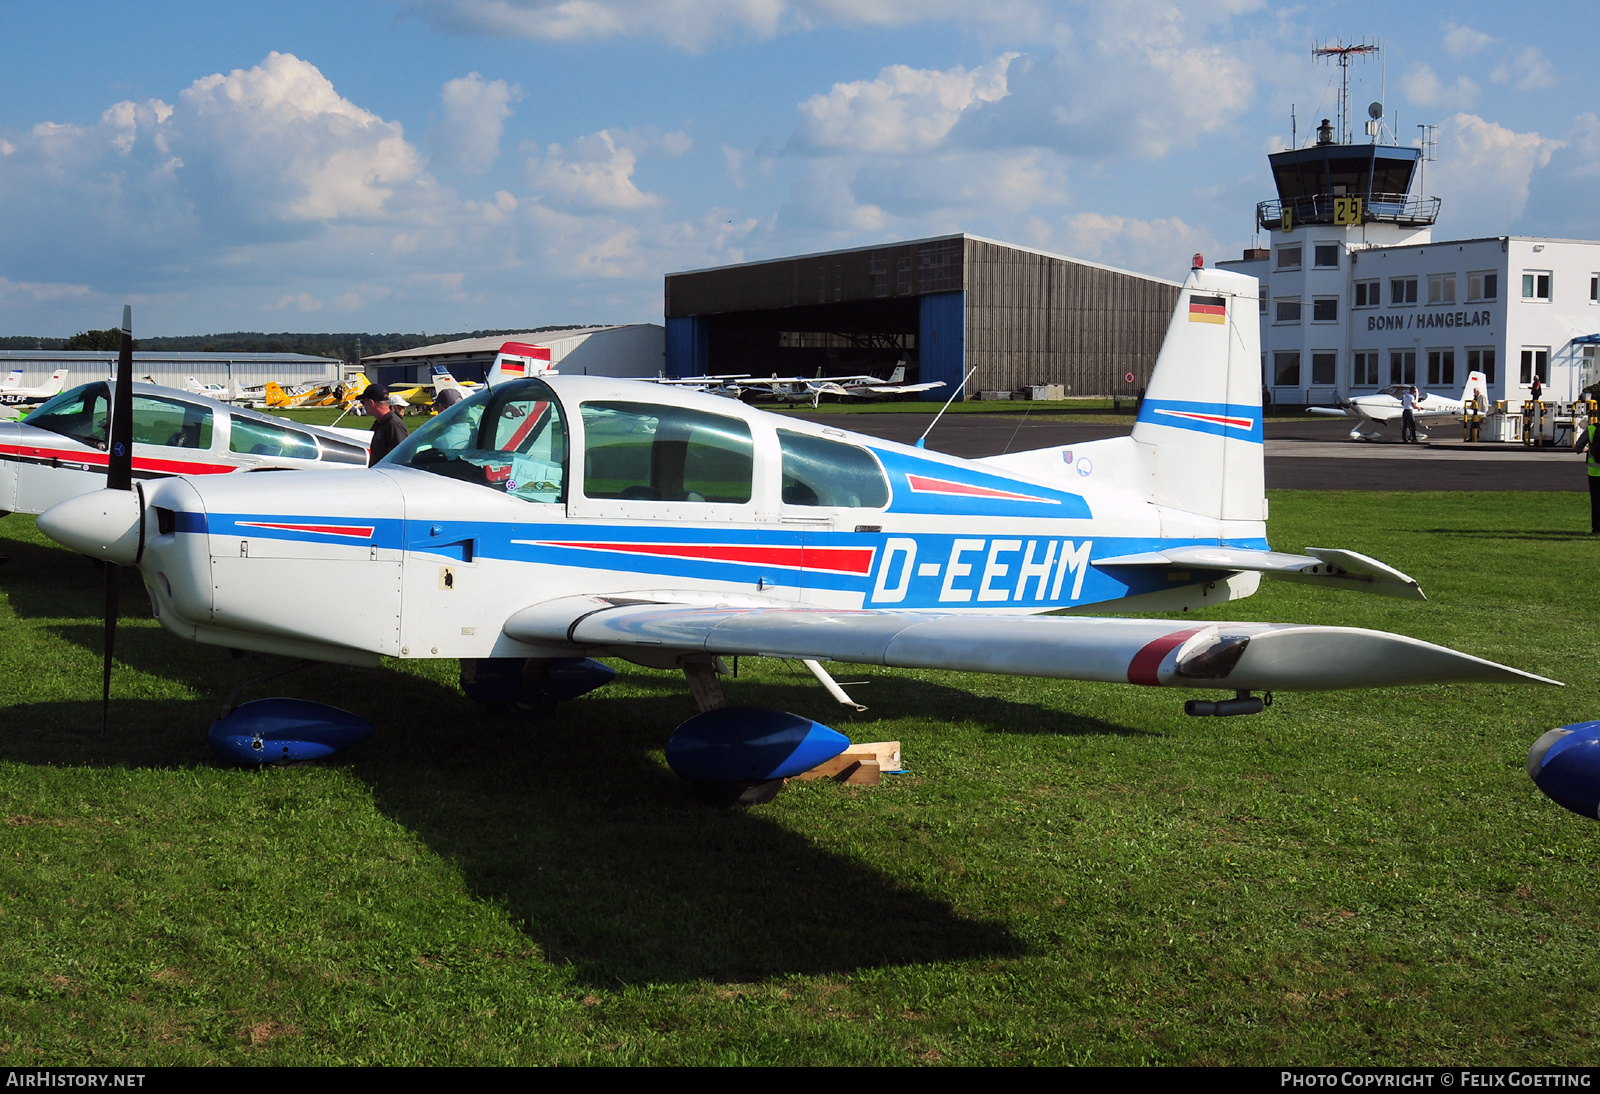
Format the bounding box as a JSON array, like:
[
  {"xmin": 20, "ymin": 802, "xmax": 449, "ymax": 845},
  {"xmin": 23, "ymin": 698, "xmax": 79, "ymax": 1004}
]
[{"xmin": 1257, "ymin": 118, "xmax": 1440, "ymax": 245}]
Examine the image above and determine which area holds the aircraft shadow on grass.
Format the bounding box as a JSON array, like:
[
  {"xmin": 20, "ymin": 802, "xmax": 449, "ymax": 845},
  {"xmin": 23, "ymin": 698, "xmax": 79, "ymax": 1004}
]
[
  {"xmin": 0, "ymin": 673, "xmax": 1029, "ymax": 986},
  {"xmin": 1, "ymin": 531, "xmax": 1176, "ymax": 984}
]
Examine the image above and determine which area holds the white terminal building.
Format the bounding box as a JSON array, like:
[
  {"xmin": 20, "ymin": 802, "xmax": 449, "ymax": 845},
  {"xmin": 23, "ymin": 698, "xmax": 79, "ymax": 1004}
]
[{"xmin": 1220, "ymin": 120, "xmax": 1600, "ymax": 407}]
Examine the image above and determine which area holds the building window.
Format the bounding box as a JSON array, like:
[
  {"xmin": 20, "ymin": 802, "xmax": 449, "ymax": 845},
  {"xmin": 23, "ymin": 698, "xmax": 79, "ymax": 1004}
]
[
  {"xmin": 1274, "ymin": 352, "xmax": 1301, "ymax": 386},
  {"xmin": 1354, "ymin": 280, "xmax": 1380, "ymax": 307},
  {"xmin": 1591, "ymin": 274, "xmax": 1598, "ymax": 302},
  {"xmin": 1584, "ymin": 346, "xmax": 1597, "ymax": 391},
  {"xmin": 1467, "ymin": 271, "xmax": 1498, "ymax": 302},
  {"xmin": 1427, "ymin": 349, "xmax": 1456, "ymax": 388},
  {"xmin": 1522, "ymin": 272, "xmax": 1552, "ymax": 301},
  {"xmin": 1259, "ymin": 291, "xmax": 1268, "ymax": 314},
  {"xmin": 1275, "ymin": 298, "xmax": 1301, "ymax": 323},
  {"xmin": 1467, "ymin": 347, "xmax": 1496, "ymax": 385},
  {"xmin": 1277, "ymin": 246, "xmax": 1302, "ymax": 270},
  {"xmin": 1310, "ymin": 352, "xmax": 1337, "ymax": 385},
  {"xmin": 1313, "ymin": 244, "xmax": 1340, "ymax": 268},
  {"xmin": 1391, "ymin": 277, "xmax": 1418, "ymax": 305},
  {"xmin": 1520, "ymin": 348, "xmax": 1549, "ymax": 384},
  {"xmin": 1389, "ymin": 350, "xmax": 1416, "ymax": 385},
  {"xmin": 1353, "ymin": 351, "xmax": 1380, "ymax": 386},
  {"xmin": 1427, "ymin": 274, "xmax": 1457, "ymax": 305},
  {"xmin": 1312, "ymin": 297, "xmax": 1339, "ymax": 322}
]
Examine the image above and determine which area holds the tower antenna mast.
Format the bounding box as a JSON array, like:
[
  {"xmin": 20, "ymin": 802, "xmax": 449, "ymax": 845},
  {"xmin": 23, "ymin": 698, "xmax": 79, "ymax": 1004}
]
[{"xmin": 1313, "ymin": 39, "xmax": 1380, "ymax": 145}]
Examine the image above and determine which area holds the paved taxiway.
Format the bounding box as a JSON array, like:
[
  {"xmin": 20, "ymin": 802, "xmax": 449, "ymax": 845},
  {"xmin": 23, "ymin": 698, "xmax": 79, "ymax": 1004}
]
[{"xmin": 787, "ymin": 412, "xmax": 1587, "ymax": 491}]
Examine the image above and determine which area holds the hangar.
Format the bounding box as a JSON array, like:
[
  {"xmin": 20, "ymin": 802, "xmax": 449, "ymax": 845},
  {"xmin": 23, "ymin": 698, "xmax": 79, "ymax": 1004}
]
[
  {"xmin": 363, "ymin": 324, "xmax": 665, "ymax": 387},
  {"xmin": 0, "ymin": 349, "xmax": 341, "ymax": 391},
  {"xmin": 664, "ymin": 234, "xmax": 1182, "ymax": 399}
]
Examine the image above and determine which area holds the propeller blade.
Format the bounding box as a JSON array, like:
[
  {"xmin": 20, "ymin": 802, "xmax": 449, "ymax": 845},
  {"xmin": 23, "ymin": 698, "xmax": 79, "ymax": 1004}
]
[
  {"xmin": 107, "ymin": 304, "xmax": 133, "ymax": 492},
  {"xmin": 103, "ymin": 305, "xmax": 134, "ymax": 729}
]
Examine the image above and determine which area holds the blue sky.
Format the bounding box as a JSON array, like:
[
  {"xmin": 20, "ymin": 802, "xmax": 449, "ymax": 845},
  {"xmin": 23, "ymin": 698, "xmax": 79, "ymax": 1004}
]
[{"xmin": 0, "ymin": 1, "xmax": 1593, "ymax": 336}]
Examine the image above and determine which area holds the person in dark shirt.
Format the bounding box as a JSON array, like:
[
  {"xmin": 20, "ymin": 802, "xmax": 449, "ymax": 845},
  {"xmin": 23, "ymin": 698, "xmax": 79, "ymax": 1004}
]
[{"xmin": 361, "ymin": 384, "xmax": 409, "ymax": 466}]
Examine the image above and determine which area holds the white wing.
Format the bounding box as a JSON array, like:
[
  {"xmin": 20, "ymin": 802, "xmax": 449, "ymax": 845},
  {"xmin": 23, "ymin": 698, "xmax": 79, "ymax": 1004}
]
[
  {"xmin": 502, "ymin": 596, "xmax": 1556, "ymax": 692},
  {"xmin": 1092, "ymin": 545, "xmax": 1425, "ymax": 600}
]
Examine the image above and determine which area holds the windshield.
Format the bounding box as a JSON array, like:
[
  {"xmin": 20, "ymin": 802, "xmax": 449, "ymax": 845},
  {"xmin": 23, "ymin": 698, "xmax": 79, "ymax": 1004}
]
[
  {"xmin": 384, "ymin": 378, "xmax": 566, "ymax": 503},
  {"xmin": 24, "ymin": 383, "xmax": 109, "ymax": 447}
]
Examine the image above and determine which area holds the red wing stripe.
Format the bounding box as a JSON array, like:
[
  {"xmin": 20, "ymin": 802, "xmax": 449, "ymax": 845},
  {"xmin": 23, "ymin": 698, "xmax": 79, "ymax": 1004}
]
[
  {"xmin": 538, "ymin": 540, "xmax": 876, "ymax": 576},
  {"xmin": 905, "ymin": 474, "xmax": 1059, "ymax": 504},
  {"xmin": 1127, "ymin": 628, "xmax": 1204, "ymax": 687},
  {"xmin": 237, "ymin": 521, "xmax": 375, "ymax": 539}
]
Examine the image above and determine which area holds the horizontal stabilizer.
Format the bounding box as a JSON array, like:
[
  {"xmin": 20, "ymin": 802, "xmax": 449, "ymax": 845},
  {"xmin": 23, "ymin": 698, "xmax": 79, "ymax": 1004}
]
[
  {"xmin": 1093, "ymin": 545, "xmax": 1425, "ymax": 600},
  {"xmin": 502, "ymin": 596, "xmax": 1555, "ymax": 692}
]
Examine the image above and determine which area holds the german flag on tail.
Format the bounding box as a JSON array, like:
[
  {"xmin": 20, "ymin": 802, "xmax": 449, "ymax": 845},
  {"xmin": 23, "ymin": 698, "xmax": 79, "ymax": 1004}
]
[{"xmin": 1188, "ymin": 294, "xmax": 1226, "ymax": 324}]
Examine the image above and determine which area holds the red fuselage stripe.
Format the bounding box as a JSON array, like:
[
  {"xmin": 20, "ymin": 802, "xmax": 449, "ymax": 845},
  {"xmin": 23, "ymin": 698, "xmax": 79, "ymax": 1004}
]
[
  {"xmin": 236, "ymin": 522, "xmax": 375, "ymax": 538},
  {"xmin": 539, "ymin": 540, "xmax": 876, "ymax": 575},
  {"xmin": 904, "ymin": 474, "xmax": 1056, "ymax": 503},
  {"xmin": 0, "ymin": 442, "xmax": 233, "ymax": 475}
]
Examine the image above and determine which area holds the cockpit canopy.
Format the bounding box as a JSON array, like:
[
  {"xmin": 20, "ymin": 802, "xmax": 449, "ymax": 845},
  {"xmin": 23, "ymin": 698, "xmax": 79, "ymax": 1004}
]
[{"xmin": 383, "ymin": 377, "xmax": 892, "ymax": 510}]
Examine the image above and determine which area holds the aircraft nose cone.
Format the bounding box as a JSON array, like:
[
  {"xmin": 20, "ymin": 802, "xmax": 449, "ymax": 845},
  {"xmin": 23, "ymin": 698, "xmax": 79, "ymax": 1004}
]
[{"xmin": 37, "ymin": 489, "xmax": 142, "ymax": 565}]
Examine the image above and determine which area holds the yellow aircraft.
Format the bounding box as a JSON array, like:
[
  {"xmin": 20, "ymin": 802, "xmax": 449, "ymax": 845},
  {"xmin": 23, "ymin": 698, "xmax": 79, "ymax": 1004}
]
[{"xmin": 264, "ymin": 375, "xmax": 370, "ymax": 410}]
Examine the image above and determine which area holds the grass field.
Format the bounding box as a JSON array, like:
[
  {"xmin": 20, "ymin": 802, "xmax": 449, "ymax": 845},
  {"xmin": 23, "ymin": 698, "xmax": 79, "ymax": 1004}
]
[{"xmin": 1, "ymin": 491, "xmax": 1597, "ymax": 1065}]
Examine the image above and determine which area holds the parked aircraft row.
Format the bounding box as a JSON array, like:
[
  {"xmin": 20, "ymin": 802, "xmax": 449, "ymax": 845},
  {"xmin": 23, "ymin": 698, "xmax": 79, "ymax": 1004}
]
[
  {"xmin": 658, "ymin": 365, "xmax": 944, "ymax": 407},
  {"xmin": 33, "ymin": 274, "xmax": 1562, "ymax": 807},
  {"xmin": 0, "ymin": 379, "xmax": 370, "ymax": 517}
]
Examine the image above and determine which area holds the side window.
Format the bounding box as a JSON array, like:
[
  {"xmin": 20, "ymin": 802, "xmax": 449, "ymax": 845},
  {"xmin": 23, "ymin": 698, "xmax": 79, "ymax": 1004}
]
[
  {"xmin": 230, "ymin": 416, "xmax": 319, "ymax": 460},
  {"xmin": 133, "ymin": 395, "xmax": 212, "ymax": 449},
  {"xmin": 385, "ymin": 378, "xmax": 567, "ymax": 503},
  {"xmin": 24, "ymin": 383, "xmax": 108, "ymax": 447},
  {"xmin": 582, "ymin": 402, "xmax": 752, "ymax": 503},
  {"xmin": 778, "ymin": 430, "xmax": 889, "ymax": 508}
]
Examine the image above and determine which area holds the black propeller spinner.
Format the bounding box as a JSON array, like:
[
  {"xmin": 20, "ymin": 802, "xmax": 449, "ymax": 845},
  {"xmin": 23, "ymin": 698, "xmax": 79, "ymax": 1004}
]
[{"xmin": 102, "ymin": 305, "xmax": 136, "ymax": 729}]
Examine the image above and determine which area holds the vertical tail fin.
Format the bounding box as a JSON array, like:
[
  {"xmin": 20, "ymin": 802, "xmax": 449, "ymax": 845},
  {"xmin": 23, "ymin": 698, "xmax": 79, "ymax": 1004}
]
[
  {"xmin": 2, "ymin": 369, "xmax": 21, "ymax": 390},
  {"xmin": 486, "ymin": 341, "xmax": 553, "ymax": 387},
  {"xmin": 1462, "ymin": 370, "xmax": 1488, "ymax": 412},
  {"xmin": 1130, "ymin": 267, "xmax": 1264, "ymax": 522}
]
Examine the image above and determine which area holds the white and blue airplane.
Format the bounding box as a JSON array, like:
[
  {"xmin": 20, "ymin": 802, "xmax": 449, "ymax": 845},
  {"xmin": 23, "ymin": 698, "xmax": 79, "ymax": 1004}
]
[{"xmin": 38, "ymin": 270, "xmax": 1558, "ymax": 802}]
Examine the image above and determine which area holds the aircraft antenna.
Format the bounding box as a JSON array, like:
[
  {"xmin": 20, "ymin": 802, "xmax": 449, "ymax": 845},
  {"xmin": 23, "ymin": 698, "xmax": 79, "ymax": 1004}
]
[
  {"xmin": 1416, "ymin": 122, "xmax": 1437, "ymax": 199},
  {"xmin": 1312, "ymin": 38, "xmax": 1379, "ymax": 145},
  {"xmin": 914, "ymin": 366, "xmax": 977, "ymax": 449}
]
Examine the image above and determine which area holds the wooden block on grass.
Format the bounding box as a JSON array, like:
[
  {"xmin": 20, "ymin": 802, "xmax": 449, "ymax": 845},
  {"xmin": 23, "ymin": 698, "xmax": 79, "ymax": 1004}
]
[{"xmin": 793, "ymin": 741, "xmax": 899, "ymax": 785}]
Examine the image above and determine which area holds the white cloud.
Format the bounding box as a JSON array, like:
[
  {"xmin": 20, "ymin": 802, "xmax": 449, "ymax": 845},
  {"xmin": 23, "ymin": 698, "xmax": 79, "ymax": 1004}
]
[
  {"xmin": 1401, "ymin": 63, "xmax": 1480, "ymax": 111},
  {"xmin": 1491, "ymin": 47, "xmax": 1556, "ymax": 91},
  {"xmin": 1443, "ymin": 23, "xmax": 1494, "ymax": 58},
  {"xmin": 398, "ymin": 0, "xmax": 986, "ymax": 49},
  {"xmin": 178, "ymin": 52, "xmax": 424, "ymax": 222},
  {"xmin": 792, "ymin": 55, "xmax": 1017, "ymax": 155},
  {"xmin": 993, "ymin": 1, "xmax": 1261, "ymax": 160},
  {"xmin": 429, "ymin": 72, "xmax": 522, "ymax": 173},
  {"xmin": 1058, "ymin": 211, "xmax": 1212, "ymax": 279},
  {"xmin": 1429, "ymin": 113, "xmax": 1563, "ymax": 237},
  {"xmin": 267, "ymin": 292, "xmax": 325, "ymax": 311},
  {"xmin": 524, "ymin": 130, "xmax": 666, "ymax": 212},
  {"xmin": 0, "ymin": 277, "xmax": 94, "ymax": 302}
]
